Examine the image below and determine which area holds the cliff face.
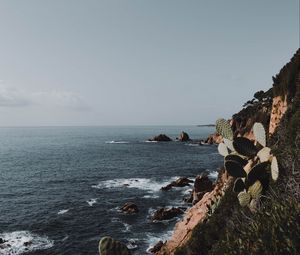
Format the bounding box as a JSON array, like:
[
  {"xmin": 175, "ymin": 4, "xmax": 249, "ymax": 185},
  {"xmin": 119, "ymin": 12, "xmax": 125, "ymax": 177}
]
[{"xmin": 156, "ymin": 48, "xmax": 300, "ymax": 255}]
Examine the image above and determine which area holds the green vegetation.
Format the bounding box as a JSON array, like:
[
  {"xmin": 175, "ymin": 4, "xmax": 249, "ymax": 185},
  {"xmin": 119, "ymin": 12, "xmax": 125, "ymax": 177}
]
[{"xmin": 99, "ymin": 237, "xmax": 131, "ymax": 255}]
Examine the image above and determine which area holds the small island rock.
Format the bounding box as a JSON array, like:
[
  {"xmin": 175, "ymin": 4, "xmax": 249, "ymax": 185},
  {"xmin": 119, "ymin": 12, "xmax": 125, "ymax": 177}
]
[
  {"xmin": 151, "ymin": 207, "xmax": 184, "ymax": 221},
  {"xmin": 148, "ymin": 134, "xmax": 172, "ymax": 142},
  {"xmin": 120, "ymin": 202, "xmax": 139, "ymax": 214}
]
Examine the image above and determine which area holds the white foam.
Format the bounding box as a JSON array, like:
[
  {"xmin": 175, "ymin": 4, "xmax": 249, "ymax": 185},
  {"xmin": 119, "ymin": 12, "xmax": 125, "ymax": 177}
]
[
  {"xmin": 208, "ymin": 170, "xmax": 219, "ymax": 180},
  {"xmin": 126, "ymin": 238, "xmax": 139, "ymax": 250},
  {"xmin": 105, "ymin": 141, "xmax": 129, "ymax": 144},
  {"xmin": 144, "ymin": 140, "xmax": 158, "ymax": 143},
  {"xmin": 57, "ymin": 209, "xmax": 69, "ymax": 215},
  {"xmin": 87, "ymin": 198, "xmax": 97, "ymax": 206},
  {"xmin": 92, "ymin": 177, "xmax": 180, "ymax": 193},
  {"xmin": 143, "ymin": 194, "xmax": 159, "ymax": 199},
  {"xmin": 121, "ymin": 223, "xmax": 131, "ymax": 233},
  {"xmin": 0, "ymin": 231, "xmax": 53, "ymax": 255}
]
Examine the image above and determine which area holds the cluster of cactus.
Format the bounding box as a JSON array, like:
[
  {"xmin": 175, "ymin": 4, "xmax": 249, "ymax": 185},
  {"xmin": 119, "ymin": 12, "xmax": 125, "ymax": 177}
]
[
  {"xmin": 99, "ymin": 236, "xmax": 131, "ymax": 255},
  {"xmin": 216, "ymin": 119, "xmax": 279, "ymax": 211}
]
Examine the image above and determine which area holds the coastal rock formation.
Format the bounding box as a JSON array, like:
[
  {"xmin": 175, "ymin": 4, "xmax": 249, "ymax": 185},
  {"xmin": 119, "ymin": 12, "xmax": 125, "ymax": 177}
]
[
  {"xmin": 151, "ymin": 207, "xmax": 184, "ymax": 221},
  {"xmin": 149, "ymin": 134, "xmax": 172, "ymax": 142},
  {"xmin": 205, "ymin": 133, "xmax": 222, "ymax": 144},
  {"xmin": 161, "ymin": 177, "xmax": 193, "ymax": 191},
  {"xmin": 149, "ymin": 241, "xmax": 164, "ymax": 253},
  {"xmin": 269, "ymin": 95, "xmax": 288, "ymax": 134},
  {"xmin": 192, "ymin": 174, "xmax": 214, "ymax": 205},
  {"xmin": 120, "ymin": 202, "xmax": 139, "ymax": 214},
  {"xmin": 157, "ymin": 170, "xmax": 230, "ymax": 254},
  {"xmin": 178, "ymin": 131, "xmax": 190, "ymax": 142}
]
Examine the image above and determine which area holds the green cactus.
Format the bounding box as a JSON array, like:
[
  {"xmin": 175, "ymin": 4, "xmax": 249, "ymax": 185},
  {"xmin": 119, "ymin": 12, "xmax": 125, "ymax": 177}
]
[
  {"xmin": 232, "ymin": 137, "xmax": 258, "ymax": 157},
  {"xmin": 224, "ymin": 160, "xmax": 247, "ymax": 178},
  {"xmin": 225, "ymin": 154, "xmax": 248, "ymax": 167},
  {"xmin": 223, "ymin": 138, "xmax": 235, "ymax": 151},
  {"xmin": 248, "ymin": 180, "xmax": 262, "ymax": 198},
  {"xmin": 216, "ymin": 118, "xmax": 233, "ymax": 140},
  {"xmin": 237, "ymin": 191, "xmax": 251, "ymax": 207},
  {"xmin": 233, "ymin": 178, "xmax": 246, "ymax": 193},
  {"xmin": 99, "ymin": 237, "xmax": 131, "ymax": 255},
  {"xmin": 257, "ymin": 147, "xmax": 271, "ymax": 163}
]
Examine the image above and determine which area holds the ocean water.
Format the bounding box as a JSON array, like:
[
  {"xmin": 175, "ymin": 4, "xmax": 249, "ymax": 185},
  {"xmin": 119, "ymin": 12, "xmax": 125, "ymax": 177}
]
[{"xmin": 0, "ymin": 126, "xmax": 223, "ymax": 255}]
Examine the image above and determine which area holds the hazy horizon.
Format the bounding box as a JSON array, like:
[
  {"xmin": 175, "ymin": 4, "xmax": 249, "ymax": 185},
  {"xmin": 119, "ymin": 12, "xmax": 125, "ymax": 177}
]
[{"xmin": 0, "ymin": 0, "xmax": 299, "ymax": 126}]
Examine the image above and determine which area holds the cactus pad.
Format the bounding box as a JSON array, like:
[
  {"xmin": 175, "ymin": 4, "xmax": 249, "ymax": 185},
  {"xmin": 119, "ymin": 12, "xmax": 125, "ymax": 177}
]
[
  {"xmin": 237, "ymin": 191, "xmax": 251, "ymax": 207},
  {"xmin": 257, "ymin": 147, "xmax": 271, "ymax": 163},
  {"xmin": 271, "ymin": 156, "xmax": 279, "ymax": 181},
  {"xmin": 218, "ymin": 143, "xmax": 229, "ymax": 156},
  {"xmin": 247, "ymin": 162, "xmax": 270, "ymax": 186},
  {"xmin": 223, "ymin": 138, "xmax": 235, "ymax": 151},
  {"xmin": 225, "ymin": 154, "xmax": 248, "ymax": 167},
  {"xmin": 248, "ymin": 180, "xmax": 262, "ymax": 198},
  {"xmin": 233, "ymin": 137, "xmax": 258, "ymax": 157},
  {"xmin": 224, "ymin": 160, "xmax": 247, "ymax": 178},
  {"xmin": 253, "ymin": 122, "xmax": 266, "ymax": 147},
  {"xmin": 233, "ymin": 178, "xmax": 246, "ymax": 193},
  {"xmin": 99, "ymin": 237, "xmax": 131, "ymax": 255},
  {"xmin": 216, "ymin": 118, "xmax": 233, "ymax": 140}
]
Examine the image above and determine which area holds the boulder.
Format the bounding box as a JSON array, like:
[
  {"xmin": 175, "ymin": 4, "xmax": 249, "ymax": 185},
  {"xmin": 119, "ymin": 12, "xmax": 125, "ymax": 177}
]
[
  {"xmin": 151, "ymin": 207, "xmax": 184, "ymax": 221},
  {"xmin": 149, "ymin": 241, "xmax": 164, "ymax": 253},
  {"xmin": 0, "ymin": 238, "xmax": 5, "ymax": 244},
  {"xmin": 120, "ymin": 202, "xmax": 139, "ymax": 214},
  {"xmin": 148, "ymin": 134, "xmax": 172, "ymax": 142},
  {"xmin": 161, "ymin": 177, "xmax": 193, "ymax": 191},
  {"xmin": 192, "ymin": 173, "xmax": 214, "ymax": 205},
  {"xmin": 178, "ymin": 131, "xmax": 190, "ymax": 142}
]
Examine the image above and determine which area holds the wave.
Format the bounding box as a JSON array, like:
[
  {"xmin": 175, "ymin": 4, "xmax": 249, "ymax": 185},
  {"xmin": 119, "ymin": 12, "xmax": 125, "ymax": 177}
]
[
  {"xmin": 0, "ymin": 231, "xmax": 53, "ymax": 255},
  {"xmin": 57, "ymin": 209, "xmax": 69, "ymax": 215},
  {"xmin": 208, "ymin": 170, "xmax": 219, "ymax": 180},
  {"xmin": 145, "ymin": 230, "xmax": 173, "ymax": 253},
  {"xmin": 144, "ymin": 140, "xmax": 158, "ymax": 143},
  {"xmin": 105, "ymin": 141, "xmax": 129, "ymax": 144},
  {"xmin": 87, "ymin": 198, "xmax": 97, "ymax": 206},
  {"xmin": 92, "ymin": 177, "xmax": 180, "ymax": 193}
]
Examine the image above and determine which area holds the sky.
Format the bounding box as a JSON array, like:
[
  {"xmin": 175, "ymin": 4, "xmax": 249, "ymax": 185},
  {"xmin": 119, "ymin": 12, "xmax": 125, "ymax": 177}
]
[{"xmin": 0, "ymin": 0, "xmax": 299, "ymax": 126}]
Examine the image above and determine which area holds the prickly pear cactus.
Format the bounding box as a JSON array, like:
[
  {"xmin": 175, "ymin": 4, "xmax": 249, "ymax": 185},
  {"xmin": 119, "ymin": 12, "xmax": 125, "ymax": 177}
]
[
  {"xmin": 257, "ymin": 147, "xmax": 271, "ymax": 162},
  {"xmin": 218, "ymin": 143, "xmax": 229, "ymax": 156},
  {"xmin": 248, "ymin": 180, "xmax": 262, "ymax": 198},
  {"xmin": 253, "ymin": 122, "xmax": 266, "ymax": 147},
  {"xmin": 216, "ymin": 118, "xmax": 233, "ymax": 140},
  {"xmin": 224, "ymin": 160, "xmax": 247, "ymax": 178},
  {"xmin": 233, "ymin": 178, "xmax": 245, "ymax": 193},
  {"xmin": 232, "ymin": 137, "xmax": 258, "ymax": 157},
  {"xmin": 99, "ymin": 237, "xmax": 131, "ymax": 255},
  {"xmin": 271, "ymin": 156, "xmax": 279, "ymax": 181},
  {"xmin": 237, "ymin": 191, "xmax": 251, "ymax": 207},
  {"xmin": 225, "ymin": 154, "xmax": 248, "ymax": 167}
]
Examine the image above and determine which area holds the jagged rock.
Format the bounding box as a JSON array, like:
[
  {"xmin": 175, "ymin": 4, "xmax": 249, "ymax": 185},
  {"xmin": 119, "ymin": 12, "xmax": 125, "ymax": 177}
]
[
  {"xmin": 178, "ymin": 131, "xmax": 190, "ymax": 142},
  {"xmin": 161, "ymin": 177, "xmax": 193, "ymax": 191},
  {"xmin": 183, "ymin": 190, "xmax": 193, "ymax": 203},
  {"xmin": 149, "ymin": 241, "xmax": 164, "ymax": 253},
  {"xmin": 120, "ymin": 202, "xmax": 139, "ymax": 214},
  {"xmin": 0, "ymin": 238, "xmax": 5, "ymax": 244},
  {"xmin": 192, "ymin": 174, "xmax": 214, "ymax": 205},
  {"xmin": 148, "ymin": 134, "xmax": 172, "ymax": 142},
  {"xmin": 23, "ymin": 241, "xmax": 32, "ymax": 247},
  {"xmin": 205, "ymin": 133, "xmax": 222, "ymax": 144},
  {"xmin": 151, "ymin": 207, "xmax": 184, "ymax": 221}
]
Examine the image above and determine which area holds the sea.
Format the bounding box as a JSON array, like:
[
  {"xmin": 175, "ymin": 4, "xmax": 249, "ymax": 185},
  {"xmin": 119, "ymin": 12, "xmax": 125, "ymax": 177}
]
[{"xmin": 0, "ymin": 126, "xmax": 223, "ymax": 255}]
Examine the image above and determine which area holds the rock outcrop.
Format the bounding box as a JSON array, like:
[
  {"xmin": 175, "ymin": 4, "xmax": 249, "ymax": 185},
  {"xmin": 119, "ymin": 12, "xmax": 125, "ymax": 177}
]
[
  {"xmin": 149, "ymin": 134, "xmax": 172, "ymax": 142},
  {"xmin": 161, "ymin": 177, "xmax": 193, "ymax": 191},
  {"xmin": 151, "ymin": 207, "xmax": 184, "ymax": 221},
  {"xmin": 149, "ymin": 241, "xmax": 164, "ymax": 253},
  {"xmin": 192, "ymin": 173, "xmax": 214, "ymax": 205},
  {"xmin": 178, "ymin": 131, "xmax": 190, "ymax": 142},
  {"xmin": 157, "ymin": 170, "xmax": 230, "ymax": 255}
]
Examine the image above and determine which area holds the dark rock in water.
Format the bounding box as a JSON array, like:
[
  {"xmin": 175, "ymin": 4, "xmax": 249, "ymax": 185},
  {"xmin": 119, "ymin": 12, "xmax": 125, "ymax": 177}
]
[
  {"xmin": 24, "ymin": 241, "xmax": 32, "ymax": 247},
  {"xmin": 149, "ymin": 240, "xmax": 164, "ymax": 253},
  {"xmin": 183, "ymin": 190, "xmax": 194, "ymax": 203},
  {"xmin": 192, "ymin": 173, "xmax": 214, "ymax": 205},
  {"xmin": 161, "ymin": 177, "xmax": 193, "ymax": 191},
  {"xmin": 151, "ymin": 207, "xmax": 184, "ymax": 221},
  {"xmin": 120, "ymin": 202, "xmax": 139, "ymax": 214},
  {"xmin": 0, "ymin": 238, "xmax": 5, "ymax": 244},
  {"xmin": 178, "ymin": 131, "xmax": 190, "ymax": 142},
  {"xmin": 148, "ymin": 134, "xmax": 172, "ymax": 142}
]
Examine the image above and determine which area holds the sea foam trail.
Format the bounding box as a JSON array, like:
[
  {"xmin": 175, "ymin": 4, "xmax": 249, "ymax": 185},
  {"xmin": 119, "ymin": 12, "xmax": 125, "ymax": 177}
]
[
  {"xmin": 105, "ymin": 141, "xmax": 129, "ymax": 144},
  {"xmin": 0, "ymin": 231, "xmax": 53, "ymax": 255},
  {"xmin": 92, "ymin": 177, "xmax": 180, "ymax": 193},
  {"xmin": 87, "ymin": 198, "xmax": 97, "ymax": 206},
  {"xmin": 57, "ymin": 209, "xmax": 69, "ymax": 215},
  {"xmin": 208, "ymin": 170, "xmax": 219, "ymax": 180}
]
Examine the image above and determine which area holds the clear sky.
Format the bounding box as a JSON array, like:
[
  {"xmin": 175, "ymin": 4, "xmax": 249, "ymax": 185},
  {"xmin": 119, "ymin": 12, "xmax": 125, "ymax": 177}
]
[{"xmin": 0, "ymin": 0, "xmax": 299, "ymax": 126}]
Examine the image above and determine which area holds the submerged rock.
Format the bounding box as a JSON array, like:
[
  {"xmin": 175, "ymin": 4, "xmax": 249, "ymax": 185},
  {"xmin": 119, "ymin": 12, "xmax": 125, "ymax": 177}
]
[
  {"xmin": 151, "ymin": 207, "xmax": 184, "ymax": 221},
  {"xmin": 148, "ymin": 134, "xmax": 172, "ymax": 142},
  {"xmin": 161, "ymin": 177, "xmax": 193, "ymax": 191},
  {"xmin": 120, "ymin": 202, "xmax": 139, "ymax": 214}
]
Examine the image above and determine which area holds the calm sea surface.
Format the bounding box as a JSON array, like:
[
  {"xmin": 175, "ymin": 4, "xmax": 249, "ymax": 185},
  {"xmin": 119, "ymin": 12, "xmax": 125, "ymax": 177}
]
[{"xmin": 0, "ymin": 126, "xmax": 223, "ymax": 255}]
